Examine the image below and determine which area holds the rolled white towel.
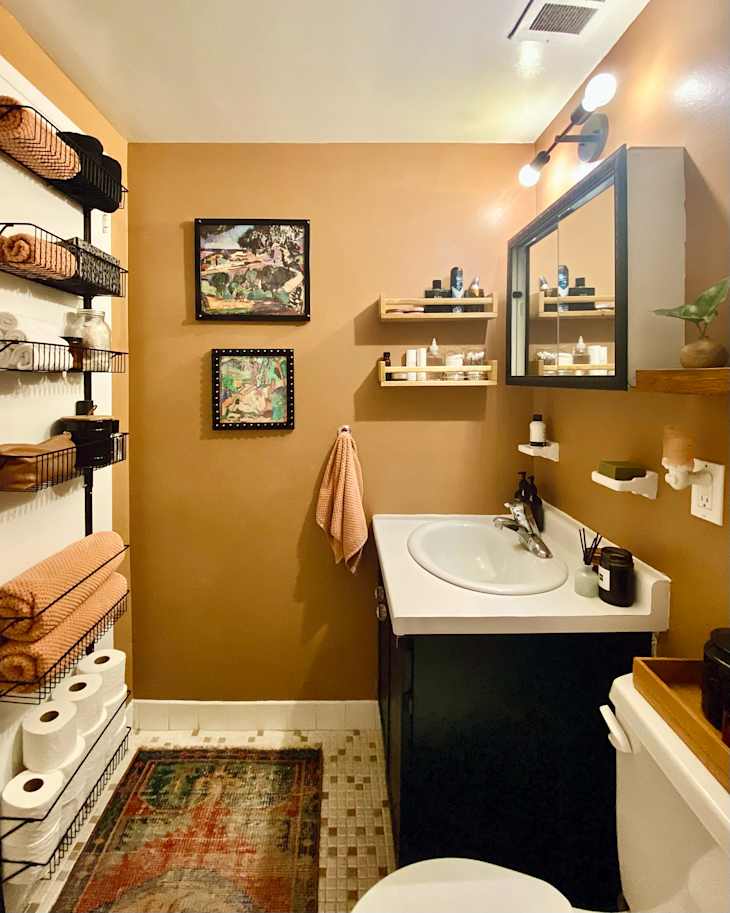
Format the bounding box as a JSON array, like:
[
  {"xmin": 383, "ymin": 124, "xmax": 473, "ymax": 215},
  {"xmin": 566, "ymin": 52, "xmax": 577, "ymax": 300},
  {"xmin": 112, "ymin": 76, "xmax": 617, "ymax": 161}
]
[
  {"xmin": 0, "ymin": 337, "xmax": 71, "ymax": 371},
  {"xmin": 0, "ymin": 311, "xmax": 18, "ymax": 334}
]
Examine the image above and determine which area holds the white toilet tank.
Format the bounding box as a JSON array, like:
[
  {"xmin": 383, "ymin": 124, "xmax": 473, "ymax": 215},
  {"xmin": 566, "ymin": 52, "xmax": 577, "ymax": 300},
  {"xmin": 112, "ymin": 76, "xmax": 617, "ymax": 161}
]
[{"xmin": 609, "ymin": 674, "xmax": 730, "ymax": 913}]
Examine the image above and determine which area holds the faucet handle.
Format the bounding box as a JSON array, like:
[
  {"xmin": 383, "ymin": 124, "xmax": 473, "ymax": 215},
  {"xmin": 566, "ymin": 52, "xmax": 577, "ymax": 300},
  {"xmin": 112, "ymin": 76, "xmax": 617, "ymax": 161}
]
[{"xmin": 505, "ymin": 499, "xmax": 539, "ymax": 534}]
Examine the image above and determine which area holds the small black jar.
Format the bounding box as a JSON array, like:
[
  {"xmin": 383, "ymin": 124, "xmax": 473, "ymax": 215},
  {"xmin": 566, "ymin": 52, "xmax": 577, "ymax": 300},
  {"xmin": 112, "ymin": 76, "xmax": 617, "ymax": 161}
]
[
  {"xmin": 702, "ymin": 628, "xmax": 730, "ymax": 731},
  {"xmin": 598, "ymin": 547, "xmax": 635, "ymax": 607}
]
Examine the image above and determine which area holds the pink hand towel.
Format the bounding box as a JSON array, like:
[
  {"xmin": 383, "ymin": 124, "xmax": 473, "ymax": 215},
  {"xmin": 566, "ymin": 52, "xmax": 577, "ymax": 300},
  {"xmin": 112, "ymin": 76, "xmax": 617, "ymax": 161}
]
[{"xmin": 316, "ymin": 428, "xmax": 368, "ymax": 573}]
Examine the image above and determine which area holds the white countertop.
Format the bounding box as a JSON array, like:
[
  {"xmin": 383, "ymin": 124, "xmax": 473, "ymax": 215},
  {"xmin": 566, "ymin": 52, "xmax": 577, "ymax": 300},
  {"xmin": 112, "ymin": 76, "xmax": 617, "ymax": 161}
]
[{"xmin": 373, "ymin": 504, "xmax": 670, "ymax": 636}]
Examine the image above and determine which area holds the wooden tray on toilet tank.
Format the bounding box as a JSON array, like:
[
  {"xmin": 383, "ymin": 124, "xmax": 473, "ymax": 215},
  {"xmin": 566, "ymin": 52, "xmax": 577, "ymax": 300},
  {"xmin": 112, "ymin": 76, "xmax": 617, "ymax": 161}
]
[{"xmin": 633, "ymin": 658, "xmax": 729, "ymax": 791}]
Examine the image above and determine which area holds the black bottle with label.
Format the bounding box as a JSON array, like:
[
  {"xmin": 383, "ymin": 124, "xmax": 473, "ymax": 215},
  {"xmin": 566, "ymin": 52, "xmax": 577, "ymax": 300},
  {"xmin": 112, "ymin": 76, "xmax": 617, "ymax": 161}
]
[{"xmin": 526, "ymin": 475, "xmax": 545, "ymax": 532}]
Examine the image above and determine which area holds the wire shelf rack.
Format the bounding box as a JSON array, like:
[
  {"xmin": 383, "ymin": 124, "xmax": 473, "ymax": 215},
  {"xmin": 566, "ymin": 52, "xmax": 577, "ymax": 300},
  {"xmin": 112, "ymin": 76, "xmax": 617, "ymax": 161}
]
[
  {"xmin": 1, "ymin": 710, "xmax": 131, "ymax": 886},
  {"xmin": 0, "ymin": 432, "xmax": 128, "ymax": 493},
  {"xmin": 0, "ymin": 223, "xmax": 127, "ymax": 298},
  {"xmin": 0, "ymin": 339, "xmax": 127, "ymax": 374},
  {"xmin": 0, "ymin": 591, "xmax": 130, "ymax": 704},
  {"xmin": 0, "ymin": 103, "xmax": 126, "ymax": 213}
]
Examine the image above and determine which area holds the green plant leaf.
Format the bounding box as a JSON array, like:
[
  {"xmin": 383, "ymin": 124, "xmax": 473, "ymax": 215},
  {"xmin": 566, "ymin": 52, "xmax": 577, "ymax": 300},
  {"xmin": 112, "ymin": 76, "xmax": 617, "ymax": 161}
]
[{"xmin": 654, "ymin": 277, "xmax": 729, "ymax": 326}]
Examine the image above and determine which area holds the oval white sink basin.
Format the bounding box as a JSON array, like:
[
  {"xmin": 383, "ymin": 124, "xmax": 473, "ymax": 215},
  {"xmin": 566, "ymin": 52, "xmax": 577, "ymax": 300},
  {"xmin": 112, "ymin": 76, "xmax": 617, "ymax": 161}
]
[{"xmin": 407, "ymin": 519, "xmax": 568, "ymax": 596}]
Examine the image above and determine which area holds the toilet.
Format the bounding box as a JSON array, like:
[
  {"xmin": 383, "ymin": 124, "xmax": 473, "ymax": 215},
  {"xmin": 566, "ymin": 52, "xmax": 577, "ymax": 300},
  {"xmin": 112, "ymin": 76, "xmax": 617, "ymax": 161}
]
[{"xmin": 355, "ymin": 673, "xmax": 730, "ymax": 913}]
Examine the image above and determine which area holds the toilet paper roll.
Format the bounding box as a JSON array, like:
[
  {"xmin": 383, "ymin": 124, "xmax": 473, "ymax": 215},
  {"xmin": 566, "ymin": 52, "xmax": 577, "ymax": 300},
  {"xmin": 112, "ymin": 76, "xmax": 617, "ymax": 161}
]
[
  {"xmin": 1, "ymin": 770, "xmax": 64, "ymax": 841},
  {"xmin": 59, "ymin": 734, "xmax": 86, "ymax": 783},
  {"xmin": 77, "ymin": 649, "xmax": 126, "ymax": 704},
  {"xmin": 22, "ymin": 701, "xmax": 78, "ymax": 773},
  {"xmin": 52, "ymin": 673, "xmax": 104, "ymax": 733},
  {"xmin": 103, "ymin": 683, "xmax": 127, "ymax": 718},
  {"xmin": 5, "ymin": 819, "xmax": 60, "ymax": 862}
]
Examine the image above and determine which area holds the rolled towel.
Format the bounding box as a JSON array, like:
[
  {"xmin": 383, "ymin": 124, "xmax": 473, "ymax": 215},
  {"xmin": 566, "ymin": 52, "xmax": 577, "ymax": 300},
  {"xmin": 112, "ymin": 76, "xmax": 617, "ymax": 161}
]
[
  {"xmin": 0, "ymin": 573, "xmax": 128, "ymax": 684},
  {"xmin": 2, "ymin": 341, "xmax": 33, "ymax": 370},
  {"xmin": 0, "ymin": 531, "xmax": 125, "ymax": 638},
  {"xmin": 0, "ymin": 232, "xmax": 77, "ymax": 280},
  {"xmin": 0, "ymin": 338, "xmax": 72, "ymax": 371},
  {"xmin": 316, "ymin": 427, "xmax": 368, "ymax": 572},
  {"xmin": 0, "ymin": 96, "xmax": 80, "ymax": 180}
]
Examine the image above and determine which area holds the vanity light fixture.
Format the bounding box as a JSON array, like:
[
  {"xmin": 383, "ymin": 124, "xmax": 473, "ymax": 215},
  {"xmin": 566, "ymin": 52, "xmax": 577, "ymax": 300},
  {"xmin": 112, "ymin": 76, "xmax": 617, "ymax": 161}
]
[{"xmin": 517, "ymin": 72, "xmax": 617, "ymax": 186}]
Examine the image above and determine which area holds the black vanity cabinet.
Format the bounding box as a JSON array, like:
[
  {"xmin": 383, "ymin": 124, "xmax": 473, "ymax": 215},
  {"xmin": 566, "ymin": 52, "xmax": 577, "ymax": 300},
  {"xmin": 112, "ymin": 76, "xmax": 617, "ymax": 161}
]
[{"xmin": 377, "ymin": 602, "xmax": 651, "ymax": 912}]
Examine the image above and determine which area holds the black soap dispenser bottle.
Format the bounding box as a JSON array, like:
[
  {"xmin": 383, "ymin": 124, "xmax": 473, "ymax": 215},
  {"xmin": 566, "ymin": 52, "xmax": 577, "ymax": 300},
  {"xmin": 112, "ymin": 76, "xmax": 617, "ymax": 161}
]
[
  {"xmin": 514, "ymin": 471, "xmax": 531, "ymax": 503},
  {"xmin": 526, "ymin": 475, "xmax": 545, "ymax": 532}
]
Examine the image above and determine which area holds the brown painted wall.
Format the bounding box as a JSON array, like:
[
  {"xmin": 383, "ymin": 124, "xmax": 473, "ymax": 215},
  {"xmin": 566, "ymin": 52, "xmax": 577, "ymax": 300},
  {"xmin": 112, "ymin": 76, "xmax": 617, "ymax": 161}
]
[
  {"xmin": 128, "ymin": 143, "xmax": 534, "ymax": 699},
  {"xmin": 0, "ymin": 9, "xmax": 132, "ymax": 682},
  {"xmin": 528, "ymin": 0, "xmax": 730, "ymax": 657}
]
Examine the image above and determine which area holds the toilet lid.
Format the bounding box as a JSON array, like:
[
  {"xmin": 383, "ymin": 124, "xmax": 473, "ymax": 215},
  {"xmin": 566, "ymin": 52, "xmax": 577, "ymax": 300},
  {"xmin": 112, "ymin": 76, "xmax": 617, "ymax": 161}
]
[{"xmin": 353, "ymin": 858, "xmax": 573, "ymax": 913}]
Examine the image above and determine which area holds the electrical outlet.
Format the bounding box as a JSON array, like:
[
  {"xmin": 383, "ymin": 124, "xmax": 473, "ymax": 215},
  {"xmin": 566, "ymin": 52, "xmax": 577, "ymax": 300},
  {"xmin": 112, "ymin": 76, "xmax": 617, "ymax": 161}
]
[{"xmin": 690, "ymin": 460, "xmax": 725, "ymax": 526}]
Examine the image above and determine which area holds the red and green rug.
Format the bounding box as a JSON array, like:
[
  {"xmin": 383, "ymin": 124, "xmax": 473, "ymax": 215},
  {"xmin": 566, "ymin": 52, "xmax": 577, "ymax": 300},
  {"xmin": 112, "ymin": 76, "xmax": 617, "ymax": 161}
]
[{"xmin": 51, "ymin": 747, "xmax": 323, "ymax": 913}]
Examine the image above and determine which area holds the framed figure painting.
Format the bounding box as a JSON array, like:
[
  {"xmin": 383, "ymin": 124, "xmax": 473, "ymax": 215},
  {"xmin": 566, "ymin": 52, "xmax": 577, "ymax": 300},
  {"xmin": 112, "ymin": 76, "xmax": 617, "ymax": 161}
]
[
  {"xmin": 195, "ymin": 219, "xmax": 310, "ymax": 321},
  {"xmin": 212, "ymin": 348, "xmax": 294, "ymax": 430}
]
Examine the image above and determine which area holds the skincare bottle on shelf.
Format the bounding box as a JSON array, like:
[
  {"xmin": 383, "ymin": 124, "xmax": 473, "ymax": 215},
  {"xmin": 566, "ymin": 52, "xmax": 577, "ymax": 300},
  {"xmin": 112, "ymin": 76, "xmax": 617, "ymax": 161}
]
[
  {"xmin": 450, "ymin": 266, "xmax": 464, "ymax": 299},
  {"xmin": 427, "ymin": 338, "xmax": 444, "ymax": 381},
  {"xmin": 573, "ymin": 336, "xmax": 589, "ymax": 365},
  {"xmin": 417, "ymin": 346, "xmax": 428, "ymax": 382},
  {"xmin": 529, "ymin": 413, "xmax": 547, "ymax": 447},
  {"xmin": 405, "ymin": 348, "xmax": 418, "ymax": 382}
]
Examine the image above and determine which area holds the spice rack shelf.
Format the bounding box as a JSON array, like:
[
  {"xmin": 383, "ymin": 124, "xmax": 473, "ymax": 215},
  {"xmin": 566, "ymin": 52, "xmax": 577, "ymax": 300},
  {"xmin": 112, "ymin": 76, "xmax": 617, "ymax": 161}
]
[
  {"xmin": 379, "ymin": 295, "xmax": 496, "ymax": 321},
  {"xmin": 0, "ymin": 589, "xmax": 129, "ymax": 703},
  {"xmin": 0, "ymin": 223, "xmax": 127, "ymax": 298},
  {"xmin": 0, "ymin": 432, "xmax": 128, "ymax": 493},
  {"xmin": 518, "ymin": 442, "xmax": 560, "ymax": 462},
  {"xmin": 378, "ymin": 360, "xmax": 497, "ymax": 387},
  {"xmin": 633, "ymin": 367, "xmax": 730, "ymax": 395},
  {"xmin": 532, "ymin": 291, "xmax": 615, "ymax": 319},
  {"xmin": 591, "ymin": 469, "xmax": 658, "ymax": 500},
  {"xmin": 1, "ymin": 704, "xmax": 131, "ymax": 892},
  {"xmin": 0, "ymin": 103, "xmax": 126, "ymax": 213},
  {"xmin": 539, "ymin": 363, "xmax": 614, "ymax": 375},
  {"xmin": 0, "ymin": 340, "xmax": 127, "ymax": 374}
]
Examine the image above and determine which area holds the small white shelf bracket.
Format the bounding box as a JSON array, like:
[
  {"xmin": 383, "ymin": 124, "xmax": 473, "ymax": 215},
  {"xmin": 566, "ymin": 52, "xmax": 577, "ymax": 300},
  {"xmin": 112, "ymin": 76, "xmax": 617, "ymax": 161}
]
[
  {"xmin": 591, "ymin": 470, "xmax": 658, "ymax": 500},
  {"xmin": 518, "ymin": 442, "xmax": 560, "ymax": 462}
]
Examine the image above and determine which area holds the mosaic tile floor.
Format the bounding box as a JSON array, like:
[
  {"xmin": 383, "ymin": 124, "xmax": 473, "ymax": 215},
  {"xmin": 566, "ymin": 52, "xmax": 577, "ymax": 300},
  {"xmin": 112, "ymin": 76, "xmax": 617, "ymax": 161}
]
[{"xmin": 20, "ymin": 726, "xmax": 395, "ymax": 913}]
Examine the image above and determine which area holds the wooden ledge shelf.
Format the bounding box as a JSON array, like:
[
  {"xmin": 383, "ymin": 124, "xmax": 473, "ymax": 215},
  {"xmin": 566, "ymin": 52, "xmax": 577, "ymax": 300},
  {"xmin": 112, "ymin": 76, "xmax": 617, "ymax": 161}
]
[
  {"xmin": 539, "ymin": 363, "xmax": 614, "ymax": 375},
  {"xmin": 378, "ymin": 360, "xmax": 497, "ymax": 387},
  {"xmin": 531, "ymin": 291, "xmax": 614, "ymax": 319},
  {"xmin": 379, "ymin": 295, "xmax": 496, "ymax": 321},
  {"xmin": 537, "ymin": 310, "xmax": 615, "ymax": 320},
  {"xmin": 633, "ymin": 367, "xmax": 730, "ymax": 395}
]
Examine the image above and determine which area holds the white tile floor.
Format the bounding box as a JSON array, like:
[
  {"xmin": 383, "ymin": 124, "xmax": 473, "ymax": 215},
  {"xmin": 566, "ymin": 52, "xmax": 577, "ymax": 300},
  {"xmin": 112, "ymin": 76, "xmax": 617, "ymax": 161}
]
[{"xmin": 20, "ymin": 726, "xmax": 395, "ymax": 913}]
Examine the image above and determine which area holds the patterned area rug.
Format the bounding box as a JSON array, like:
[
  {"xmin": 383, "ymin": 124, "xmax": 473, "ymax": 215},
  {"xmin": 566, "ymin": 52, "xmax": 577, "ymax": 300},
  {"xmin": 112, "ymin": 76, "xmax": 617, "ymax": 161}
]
[{"xmin": 51, "ymin": 747, "xmax": 323, "ymax": 913}]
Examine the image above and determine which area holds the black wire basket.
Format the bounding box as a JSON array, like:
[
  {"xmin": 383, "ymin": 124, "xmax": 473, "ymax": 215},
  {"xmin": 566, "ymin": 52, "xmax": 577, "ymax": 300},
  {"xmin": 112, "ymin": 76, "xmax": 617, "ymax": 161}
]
[
  {"xmin": 0, "ymin": 223, "xmax": 127, "ymax": 298},
  {"xmin": 0, "ymin": 339, "xmax": 127, "ymax": 374},
  {"xmin": 0, "ymin": 102, "xmax": 126, "ymax": 213},
  {"xmin": 0, "ymin": 590, "xmax": 130, "ymax": 703},
  {"xmin": 0, "ymin": 432, "xmax": 128, "ymax": 493}
]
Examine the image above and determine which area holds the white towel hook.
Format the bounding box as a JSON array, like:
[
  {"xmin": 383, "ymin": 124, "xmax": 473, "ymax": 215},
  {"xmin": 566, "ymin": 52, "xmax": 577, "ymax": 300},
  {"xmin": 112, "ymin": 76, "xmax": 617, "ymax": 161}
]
[{"xmin": 338, "ymin": 425, "xmax": 351, "ymax": 434}]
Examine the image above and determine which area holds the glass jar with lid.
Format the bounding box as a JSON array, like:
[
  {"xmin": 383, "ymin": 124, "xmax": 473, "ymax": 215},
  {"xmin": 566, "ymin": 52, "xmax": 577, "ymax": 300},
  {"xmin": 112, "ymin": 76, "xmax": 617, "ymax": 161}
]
[
  {"xmin": 79, "ymin": 309, "xmax": 112, "ymax": 370},
  {"xmin": 464, "ymin": 345, "xmax": 487, "ymax": 380}
]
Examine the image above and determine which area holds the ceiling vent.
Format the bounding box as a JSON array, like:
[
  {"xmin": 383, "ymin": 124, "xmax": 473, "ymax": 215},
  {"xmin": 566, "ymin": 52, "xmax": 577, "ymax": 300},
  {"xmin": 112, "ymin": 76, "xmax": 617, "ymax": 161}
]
[{"xmin": 509, "ymin": 0, "xmax": 606, "ymax": 41}]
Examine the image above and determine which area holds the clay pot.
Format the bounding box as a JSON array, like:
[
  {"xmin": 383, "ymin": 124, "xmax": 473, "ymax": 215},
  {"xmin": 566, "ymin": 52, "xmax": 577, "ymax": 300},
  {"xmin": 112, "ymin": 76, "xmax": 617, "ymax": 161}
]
[{"xmin": 680, "ymin": 336, "xmax": 728, "ymax": 369}]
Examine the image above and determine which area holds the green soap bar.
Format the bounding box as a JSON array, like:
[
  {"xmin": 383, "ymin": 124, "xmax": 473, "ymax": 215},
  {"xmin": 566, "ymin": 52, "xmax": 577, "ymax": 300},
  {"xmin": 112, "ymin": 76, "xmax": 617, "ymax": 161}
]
[{"xmin": 597, "ymin": 460, "xmax": 647, "ymax": 480}]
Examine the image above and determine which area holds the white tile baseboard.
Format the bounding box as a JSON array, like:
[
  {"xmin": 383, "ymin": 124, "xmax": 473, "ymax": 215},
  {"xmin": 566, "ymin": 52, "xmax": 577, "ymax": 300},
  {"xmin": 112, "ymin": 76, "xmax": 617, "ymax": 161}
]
[{"xmin": 133, "ymin": 699, "xmax": 380, "ymax": 732}]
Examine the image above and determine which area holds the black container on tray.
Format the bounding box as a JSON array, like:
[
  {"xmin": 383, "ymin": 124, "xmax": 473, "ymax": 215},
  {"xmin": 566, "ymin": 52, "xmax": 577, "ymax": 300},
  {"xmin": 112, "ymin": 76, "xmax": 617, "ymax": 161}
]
[
  {"xmin": 56, "ymin": 416, "xmax": 119, "ymax": 469},
  {"xmin": 702, "ymin": 628, "xmax": 730, "ymax": 732}
]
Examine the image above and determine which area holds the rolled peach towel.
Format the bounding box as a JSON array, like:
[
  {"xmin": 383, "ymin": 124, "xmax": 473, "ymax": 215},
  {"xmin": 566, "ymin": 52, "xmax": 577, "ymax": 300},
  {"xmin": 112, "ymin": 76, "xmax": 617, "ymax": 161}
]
[
  {"xmin": 0, "ymin": 96, "xmax": 80, "ymax": 180},
  {"xmin": 0, "ymin": 232, "xmax": 77, "ymax": 280},
  {"xmin": 316, "ymin": 427, "xmax": 368, "ymax": 573},
  {"xmin": 0, "ymin": 572, "xmax": 127, "ymax": 684},
  {"xmin": 0, "ymin": 531, "xmax": 125, "ymax": 640}
]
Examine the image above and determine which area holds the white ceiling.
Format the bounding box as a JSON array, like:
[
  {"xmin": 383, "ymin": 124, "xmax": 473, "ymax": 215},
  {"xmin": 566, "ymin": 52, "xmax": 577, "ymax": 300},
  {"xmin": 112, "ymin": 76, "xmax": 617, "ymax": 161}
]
[{"xmin": 4, "ymin": 0, "xmax": 650, "ymax": 142}]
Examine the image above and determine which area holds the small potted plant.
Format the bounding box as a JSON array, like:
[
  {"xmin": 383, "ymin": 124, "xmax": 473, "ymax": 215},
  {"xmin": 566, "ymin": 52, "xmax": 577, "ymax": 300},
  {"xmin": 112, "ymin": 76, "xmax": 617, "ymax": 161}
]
[{"xmin": 654, "ymin": 278, "xmax": 729, "ymax": 368}]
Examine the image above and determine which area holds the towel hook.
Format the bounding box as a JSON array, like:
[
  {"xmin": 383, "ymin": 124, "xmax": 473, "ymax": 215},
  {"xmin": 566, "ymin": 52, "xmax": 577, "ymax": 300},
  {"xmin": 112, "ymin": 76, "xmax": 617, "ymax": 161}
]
[{"xmin": 338, "ymin": 425, "xmax": 351, "ymax": 434}]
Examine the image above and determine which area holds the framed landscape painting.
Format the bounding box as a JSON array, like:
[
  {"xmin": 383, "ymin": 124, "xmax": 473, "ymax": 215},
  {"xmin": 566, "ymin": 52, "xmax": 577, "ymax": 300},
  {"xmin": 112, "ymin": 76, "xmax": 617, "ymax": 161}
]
[
  {"xmin": 212, "ymin": 348, "xmax": 295, "ymax": 430},
  {"xmin": 195, "ymin": 218, "xmax": 310, "ymax": 321}
]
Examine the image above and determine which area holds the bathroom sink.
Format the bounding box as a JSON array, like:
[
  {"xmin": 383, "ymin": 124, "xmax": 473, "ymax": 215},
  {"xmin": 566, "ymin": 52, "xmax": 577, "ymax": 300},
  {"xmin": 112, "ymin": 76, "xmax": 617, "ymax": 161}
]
[{"xmin": 407, "ymin": 519, "xmax": 568, "ymax": 596}]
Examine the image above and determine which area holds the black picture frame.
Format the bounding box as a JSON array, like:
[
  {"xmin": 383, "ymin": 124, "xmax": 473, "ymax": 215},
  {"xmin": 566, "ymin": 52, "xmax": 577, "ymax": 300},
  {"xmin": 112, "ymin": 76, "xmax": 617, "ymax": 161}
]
[
  {"xmin": 195, "ymin": 218, "xmax": 310, "ymax": 322},
  {"xmin": 212, "ymin": 348, "xmax": 295, "ymax": 431},
  {"xmin": 506, "ymin": 145, "xmax": 628, "ymax": 391}
]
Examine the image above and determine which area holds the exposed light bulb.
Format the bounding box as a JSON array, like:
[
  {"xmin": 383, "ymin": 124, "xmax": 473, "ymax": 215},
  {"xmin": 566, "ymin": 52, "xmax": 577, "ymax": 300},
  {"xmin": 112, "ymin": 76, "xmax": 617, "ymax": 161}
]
[
  {"xmin": 518, "ymin": 164, "xmax": 541, "ymax": 187},
  {"xmin": 582, "ymin": 73, "xmax": 617, "ymax": 112}
]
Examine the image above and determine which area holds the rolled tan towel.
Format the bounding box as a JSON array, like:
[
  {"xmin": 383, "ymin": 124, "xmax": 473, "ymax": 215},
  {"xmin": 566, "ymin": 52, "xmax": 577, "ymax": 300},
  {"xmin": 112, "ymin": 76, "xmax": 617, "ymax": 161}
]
[
  {"xmin": 0, "ymin": 573, "xmax": 127, "ymax": 684},
  {"xmin": 0, "ymin": 96, "xmax": 80, "ymax": 180},
  {"xmin": 0, "ymin": 531, "xmax": 125, "ymax": 640},
  {"xmin": 0, "ymin": 232, "xmax": 77, "ymax": 280},
  {"xmin": 316, "ymin": 427, "xmax": 368, "ymax": 573}
]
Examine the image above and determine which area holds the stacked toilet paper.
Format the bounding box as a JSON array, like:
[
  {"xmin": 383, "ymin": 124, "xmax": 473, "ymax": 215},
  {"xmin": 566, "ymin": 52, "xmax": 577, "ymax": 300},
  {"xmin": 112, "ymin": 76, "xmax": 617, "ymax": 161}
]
[{"xmin": 0, "ymin": 649, "xmax": 127, "ymax": 892}]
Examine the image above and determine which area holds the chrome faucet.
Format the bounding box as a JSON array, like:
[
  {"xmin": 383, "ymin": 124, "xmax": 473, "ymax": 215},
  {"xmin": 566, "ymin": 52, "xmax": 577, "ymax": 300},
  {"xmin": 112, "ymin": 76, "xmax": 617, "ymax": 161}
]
[{"xmin": 493, "ymin": 499, "xmax": 552, "ymax": 559}]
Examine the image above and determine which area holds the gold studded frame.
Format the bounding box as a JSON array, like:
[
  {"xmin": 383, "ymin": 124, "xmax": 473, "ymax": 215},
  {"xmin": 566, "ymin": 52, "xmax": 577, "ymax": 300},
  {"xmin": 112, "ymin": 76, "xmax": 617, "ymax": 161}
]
[{"xmin": 212, "ymin": 348, "xmax": 295, "ymax": 430}]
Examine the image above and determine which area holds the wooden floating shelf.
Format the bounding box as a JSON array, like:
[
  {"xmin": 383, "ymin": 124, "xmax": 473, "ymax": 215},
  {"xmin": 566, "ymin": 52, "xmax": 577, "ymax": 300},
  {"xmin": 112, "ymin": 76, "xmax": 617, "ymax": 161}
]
[
  {"xmin": 633, "ymin": 367, "xmax": 730, "ymax": 395},
  {"xmin": 633, "ymin": 657, "xmax": 729, "ymax": 791},
  {"xmin": 538, "ymin": 310, "xmax": 615, "ymax": 319},
  {"xmin": 379, "ymin": 295, "xmax": 496, "ymax": 322},
  {"xmin": 531, "ymin": 291, "xmax": 614, "ymax": 320},
  {"xmin": 541, "ymin": 294, "xmax": 615, "ymax": 305},
  {"xmin": 378, "ymin": 360, "xmax": 497, "ymax": 387}
]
